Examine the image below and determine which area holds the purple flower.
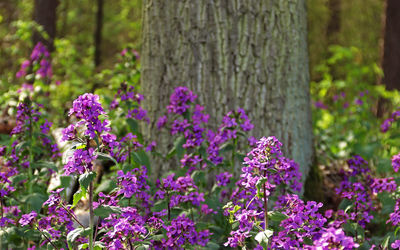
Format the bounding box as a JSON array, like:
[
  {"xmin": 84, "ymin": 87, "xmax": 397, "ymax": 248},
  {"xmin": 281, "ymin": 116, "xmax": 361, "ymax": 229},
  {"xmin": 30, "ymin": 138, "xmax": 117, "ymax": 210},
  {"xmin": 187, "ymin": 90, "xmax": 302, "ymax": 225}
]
[
  {"xmin": 157, "ymin": 115, "xmax": 167, "ymax": 129},
  {"xmin": 314, "ymin": 101, "xmax": 328, "ymax": 109},
  {"xmin": 392, "ymin": 153, "xmax": 400, "ymax": 172},
  {"xmin": 392, "ymin": 240, "xmax": 400, "ymax": 249},
  {"xmin": 312, "ymin": 227, "xmax": 358, "ymax": 249},
  {"xmin": 68, "ymin": 93, "xmax": 110, "ymax": 138},
  {"xmin": 40, "ymin": 119, "xmax": 52, "ymax": 134},
  {"xmin": 19, "ymin": 211, "xmax": 37, "ymax": 226},
  {"xmin": 216, "ymin": 172, "xmax": 233, "ymax": 187},
  {"xmin": 146, "ymin": 141, "xmax": 157, "ymax": 152},
  {"xmin": 167, "ymin": 87, "xmax": 197, "ymax": 114},
  {"xmin": 64, "ymin": 148, "xmax": 97, "ymax": 175}
]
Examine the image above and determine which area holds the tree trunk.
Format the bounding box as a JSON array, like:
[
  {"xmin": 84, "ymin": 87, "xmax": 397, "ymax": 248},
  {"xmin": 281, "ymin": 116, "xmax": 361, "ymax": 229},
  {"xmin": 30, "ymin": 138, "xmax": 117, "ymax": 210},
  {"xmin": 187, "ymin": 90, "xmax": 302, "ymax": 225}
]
[
  {"xmin": 141, "ymin": 0, "xmax": 313, "ymax": 182},
  {"xmin": 94, "ymin": 0, "xmax": 104, "ymax": 67},
  {"xmin": 326, "ymin": 0, "xmax": 341, "ymax": 44},
  {"xmin": 377, "ymin": 0, "xmax": 400, "ymax": 117},
  {"xmin": 33, "ymin": 0, "xmax": 59, "ymax": 51},
  {"xmin": 382, "ymin": 0, "xmax": 400, "ymax": 91}
]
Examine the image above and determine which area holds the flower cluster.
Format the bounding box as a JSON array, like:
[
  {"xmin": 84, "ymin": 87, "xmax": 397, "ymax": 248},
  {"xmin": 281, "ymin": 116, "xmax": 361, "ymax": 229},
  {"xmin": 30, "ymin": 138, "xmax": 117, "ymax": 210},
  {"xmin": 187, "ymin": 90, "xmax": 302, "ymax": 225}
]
[
  {"xmin": 312, "ymin": 227, "xmax": 359, "ymax": 249},
  {"xmin": 388, "ymin": 198, "xmax": 400, "ymax": 226},
  {"xmin": 392, "ymin": 153, "xmax": 400, "ymax": 172},
  {"xmin": 207, "ymin": 108, "xmax": 253, "ymax": 165},
  {"xmin": 270, "ymin": 194, "xmax": 327, "ymax": 248},
  {"xmin": 336, "ymin": 155, "xmax": 397, "ymax": 229},
  {"xmin": 38, "ymin": 188, "xmax": 77, "ymax": 243},
  {"xmin": 167, "ymin": 87, "xmax": 197, "ymax": 115},
  {"xmin": 159, "ymin": 215, "xmax": 211, "ymax": 249},
  {"xmin": 155, "ymin": 174, "xmax": 205, "ymax": 207},
  {"xmin": 381, "ymin": 110, "xmax": 400, "ymax": 132},
  {"xmin": 110, "ymin": 83, "xmax": 149, "ymax": 123},
  {"xmin": 100, "ymin": 207, "xmax": 147, "ymax": 249},
  {"xmin": 16, "ymin": 42, "xmax": 52, "ymax": 80},
  {"xmin": 67, "ymin": 93, "xmax": 111, "ymax": 139},
  {"xmin": 62, "ymin": 93, "xmax": 111, "ymax": 175}
]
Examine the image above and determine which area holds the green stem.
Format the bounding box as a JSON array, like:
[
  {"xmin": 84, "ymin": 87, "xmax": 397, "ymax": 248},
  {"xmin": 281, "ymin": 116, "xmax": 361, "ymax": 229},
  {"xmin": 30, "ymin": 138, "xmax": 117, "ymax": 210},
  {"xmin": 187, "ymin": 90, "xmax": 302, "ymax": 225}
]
[
  {"xmin": 263, "ymin": 170, "xmax": 268, "ymax": 230},
  {"xmin": 231, "ymin": 138, "xmax": 237, "ymax": 169},
  {"xmin": 89, "ymin": 181, "xmax": 94, "ymax": 250}
]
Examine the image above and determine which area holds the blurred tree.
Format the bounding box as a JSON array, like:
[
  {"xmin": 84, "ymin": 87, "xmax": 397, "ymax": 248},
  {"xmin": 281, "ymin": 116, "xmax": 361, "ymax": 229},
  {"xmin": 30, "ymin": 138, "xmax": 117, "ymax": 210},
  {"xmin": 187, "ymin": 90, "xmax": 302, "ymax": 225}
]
[
  {"xmin": 94, "ymin": 0, "xmax": 104, "ymax": 67},
  {"xmin": 326, "ymin": 0, "xmax": 341, "ymax": 44},
  {"xmin": 307, "ymin": 0, "xmax": 384, "ymax": 82},
  {"xmin": 140, "ymin": 1, "xmax": 313, "ymax": 181},
  {"xmin": 33, "ymin": 0, "xmax": 59, "ymax": 51},
  {"xmin": 382, "ymin": 0, "xmax": 400, "ymax": 91}
]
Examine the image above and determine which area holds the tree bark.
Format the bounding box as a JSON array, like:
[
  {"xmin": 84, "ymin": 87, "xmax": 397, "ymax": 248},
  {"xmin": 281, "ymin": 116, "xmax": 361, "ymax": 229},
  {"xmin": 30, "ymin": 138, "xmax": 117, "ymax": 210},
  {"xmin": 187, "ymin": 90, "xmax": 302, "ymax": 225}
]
[
  {"xmin": 141, "ymin": 0, "xmax": 313, "ymax": 182},
  {"xmin": 94, "ymin": 0, "xmax": 104, "ymax": 67},
  {"xmin": 33, "ymin": 0, "xmax": 59, "ymax": 51},
  {"xmin": 382, "ymin": 0, "xmax": 400, "ymax": 91},
  {"xmin": 326, "ymin": 0, "xmax": 341, "ymax": 44}
]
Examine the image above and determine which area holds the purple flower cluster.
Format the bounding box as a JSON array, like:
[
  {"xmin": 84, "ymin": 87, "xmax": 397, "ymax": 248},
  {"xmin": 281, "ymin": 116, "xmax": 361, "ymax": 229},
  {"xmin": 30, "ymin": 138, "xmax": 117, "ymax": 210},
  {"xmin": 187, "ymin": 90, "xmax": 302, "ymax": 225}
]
[
  {"xmin": 216, "ymin": 172, "xmax": 233, "ymax": 187},
  {"xmin": 19, "ymin": 211, "xmax": 37, "ymax": 226},
  {"xmin": 11, "ymin": 101, "xmax": 41, "ymax": 135},
  {"xmin": 392, "ymin": 153, "xmax": 400, "ymax": 172},
  {"xmin": 16, "ymin": 42, "xmax": 52, "ymax": 79},
  {"xmin": 67, "ymin": 93, "xmax": 111, "ymax": 139},
  {"xmin": 100, "ymin": 207, "xmax": 147, "ymax": 249},
  {"xmin": 207, "ymin": 108, "xmax": 253, "ymax": 164},
  {"xmin": 336, "ymin": 155, "xmax": 397, "ymax": 228},
  {"xmin": 381, "ymin": 110, "xmax": 400, "ymax": 132},
  {"xmin": 64, "ymin": 148, "xmax": 97, "ymax": 175},
  {"xmin": 159, "ymin": 215, "xmax": 210, "ymax": 249},
  {"xmin": 312, "ymin": 227, "xmax": 359, "ymax": 249},
  {"xmin": 167, "ymin": 87, "xmax": 197, "ymax": 115},
  {"xmin": 155, "ymin": 174, "xmax": 205, "ymax": 207},
  {"xmin": 62, "ymin": 93, "xmax": 112, "ymax": 175},
  {"xmin": 388, "ymin": 199, "xmax": 400, "ymax": 226},
  {"xmin": 224, "ymin": 208, "xmax": 261, "ymax": 247},
  {"xmin": 235, "ymin": 137, "xmax": 301, "ymax": 205},
  {"xmin": 110, "ymin": 83, "xmax": 149, "ymax": 123},
  {"xmin": 117, "ymin": 167, "xmax": 152, "ymax": 214},
  {"xmin": 39, "ymin": 188, "xmax": 76, "ymax": 242}
]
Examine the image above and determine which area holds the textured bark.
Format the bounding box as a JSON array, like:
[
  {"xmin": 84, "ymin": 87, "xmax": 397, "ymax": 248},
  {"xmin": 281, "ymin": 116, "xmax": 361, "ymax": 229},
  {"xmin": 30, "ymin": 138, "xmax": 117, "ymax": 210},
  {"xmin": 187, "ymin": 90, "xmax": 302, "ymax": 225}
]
[
  {"xmin": 326, "ymin": 0, "xmax": 341, "ymax": 44},
  {"xmin": 382, "ymin": 0, "xmax": 400, "ymax": 91},
  {"xmin": 33, "ymin": 0, "xmax": 59, "ymax": 51},
  {"xmin": 94, "ymin": 0, "xmax": 104, "ymax": 67},
  {"xmin": 141, "ymin": 0, "xmax": 313, "ymax": 181}
]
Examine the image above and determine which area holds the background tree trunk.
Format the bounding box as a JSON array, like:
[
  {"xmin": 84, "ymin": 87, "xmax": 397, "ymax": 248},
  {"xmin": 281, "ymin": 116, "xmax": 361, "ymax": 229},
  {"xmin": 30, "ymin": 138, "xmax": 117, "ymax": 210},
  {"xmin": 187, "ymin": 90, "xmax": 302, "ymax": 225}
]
[
  {"xmin": 377, "ymin": 0, "xmax": 400, "ymax": 117},
  {"xmin": 382, "ymin": 0, "xmax": 400, "ymax": 91},
  {"xmin": 326, "ymin": 0, "xmax": 341, "ymax": 44},
  {"xmin": 33, "ymin": 0, "xmax": 59, "ymax": 51},
  {"xmin": 141, "ymin": 0, "xmax": 313, "ymax": 182},
  {"xmin": 94, "ymin": 0, "xmax": 104, "ymax": 67}
]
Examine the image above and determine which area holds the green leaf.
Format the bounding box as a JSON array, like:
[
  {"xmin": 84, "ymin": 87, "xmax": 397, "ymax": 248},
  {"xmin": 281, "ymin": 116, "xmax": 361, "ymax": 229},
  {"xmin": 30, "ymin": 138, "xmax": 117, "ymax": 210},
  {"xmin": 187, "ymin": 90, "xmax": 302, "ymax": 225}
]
[
  {"xmin": 381, "ymin": 234, "xmax": 390, "ymax": 250},
  {"xmin": 94, "ymin": 205, "xmax": 122, "ymax": 218},
  {"xmin": 79, "ymin": 172, "xmax": 97, "ymax": 190},
  {"xmin": 73, "ymin": 188, "xmax": 86, "ymax": 207},
  {"xmin": 95, "ymin": 179, "xmax": 117, "ymax": 194},
  {"xmin": 132, "ymin": 150, "xmax": 150, "ymax": 167},
  {"xmin": 26, "ymin": 193, "xmax": 48, "ymax": 212},
  {"xmin": 206, "ymin": 241, "xmax": 220, "ymax": 250},
  {"xmin": 31, "ymin": 161, "xmax": 58, "ymax": 172},
  {"xmin": 255, "ymin": 177, "xmax": 268, "ymax": 198},
  {"xmin": 268, "ymin": 211, "xmax": 288, "ymax": 222},
  {"xmin": 67, "ymin": 228, "xmax": 92, "ymax": 248},
  {"xmin": 97, "ymin": 152, "xmax": 119, "ymax": 168},
  {"xmin": 60, "ymin": 176, "xmax": 74, "ymax": 189},
  {"xmin": 149, "ymin": 234, "xmax": 165, "ymax": 241},
  {"xmin": 127, "ymin": 118, "xmax": 139, "ymax": 134},
  {"xmin": 173, "ymin": 136, "xmax": 186, "ymax": 159}
]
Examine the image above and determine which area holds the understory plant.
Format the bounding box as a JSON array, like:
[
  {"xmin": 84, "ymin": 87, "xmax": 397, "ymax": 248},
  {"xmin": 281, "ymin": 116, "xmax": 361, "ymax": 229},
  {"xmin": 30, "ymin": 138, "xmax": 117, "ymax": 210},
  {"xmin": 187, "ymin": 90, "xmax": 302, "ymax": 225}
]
[{"xmin": 2, "ymin": 44, "xmax": 400, "ymax": 249}]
